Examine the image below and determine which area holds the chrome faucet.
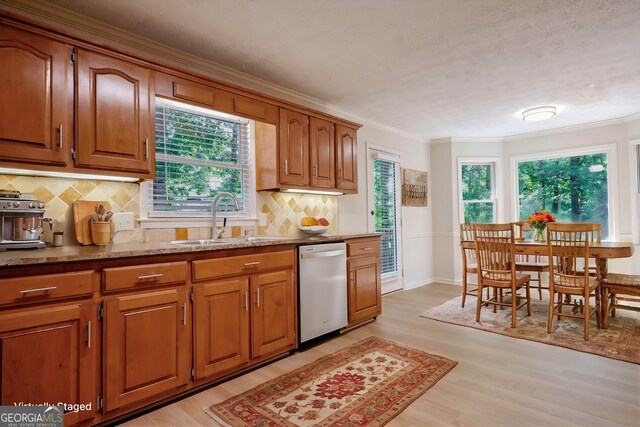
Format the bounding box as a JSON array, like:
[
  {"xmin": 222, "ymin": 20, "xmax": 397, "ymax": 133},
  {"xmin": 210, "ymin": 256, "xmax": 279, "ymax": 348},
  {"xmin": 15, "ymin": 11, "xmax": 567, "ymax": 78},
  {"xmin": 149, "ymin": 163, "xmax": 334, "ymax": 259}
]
[{"xmin": 211, "ymin": 192, "xmax": 240, "ymax": 240}]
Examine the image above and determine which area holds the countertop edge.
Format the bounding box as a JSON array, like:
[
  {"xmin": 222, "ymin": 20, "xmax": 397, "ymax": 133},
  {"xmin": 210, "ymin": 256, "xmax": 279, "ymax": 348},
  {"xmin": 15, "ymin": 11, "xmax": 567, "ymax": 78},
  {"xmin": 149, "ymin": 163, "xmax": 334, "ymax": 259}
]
[{"xmin": 0, "ymin": 233, "xmax": 383, "ymax": 267}]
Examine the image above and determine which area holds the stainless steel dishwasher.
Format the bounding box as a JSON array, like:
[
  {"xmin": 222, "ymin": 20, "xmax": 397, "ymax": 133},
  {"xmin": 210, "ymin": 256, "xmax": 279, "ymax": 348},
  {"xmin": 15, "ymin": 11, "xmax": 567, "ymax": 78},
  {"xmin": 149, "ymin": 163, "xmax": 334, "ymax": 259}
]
[{"xmin": 298, "ymin": 242, "xmax": 347, "ymax": 344}]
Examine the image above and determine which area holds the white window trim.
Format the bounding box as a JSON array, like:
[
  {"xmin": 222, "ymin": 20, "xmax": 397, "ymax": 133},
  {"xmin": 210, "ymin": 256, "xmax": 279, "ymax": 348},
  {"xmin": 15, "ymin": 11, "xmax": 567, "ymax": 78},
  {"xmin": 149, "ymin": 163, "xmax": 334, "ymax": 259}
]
[
  {"xmin": 139, "ymin": 101, "xmax": 257, "ymax": 229},
  {"xmin": 457, "ymin": 157, "xmax": 501, "ymax": 224},
  {"xmin": 509, "ymin": 143, "xmax": 619, "ymax": 240}
]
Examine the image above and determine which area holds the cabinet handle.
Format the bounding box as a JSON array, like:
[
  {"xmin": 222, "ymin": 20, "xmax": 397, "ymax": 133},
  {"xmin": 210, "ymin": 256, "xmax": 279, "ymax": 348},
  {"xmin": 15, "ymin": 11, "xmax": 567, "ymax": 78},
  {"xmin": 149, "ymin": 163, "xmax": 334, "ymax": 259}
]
[
  {"xmin": 255, "ymin": 288, "xmax": 260, "ymax": 307},
  {"xmin": 87, "ymin": 321, "xmax": 91, "ymax": 349},
  {"xmin": 182, "ymin": 303, "xmax": 187, "ymax": 326},
  {"xmin": 19, "ymin": 286, "xmax": 57, "ymax": 294},
  {"xmin": 58, "ymin": 124, "xmax": 63, "ymax": 149},
  {"xmin": 338, "ymin": 168, "xmax": 342, "ymax": 179},
  {"xmin": 361, "ymin": 247, "xmax": 373, "ymax": 251},
  {"xmin": 137, "ymin": 273, "xmax": 163, "ymax": 280},
  {"xmin": 243, "ymin": 261, "xmax": 261, "ymax": 267},
  {"xmin": 244, "ymin": 291, "xmax": 249, "ymax": 311},
  {"xmin": 313, "ymin": 164, "xmax": 318, "ymax": 177},
  {"xmin": 284, "ymin": 159, "xmax": 288, "ymax": 175},
  {"xmin": 144, "ymin": 138, "xmax": 149, "ymax": 158}
]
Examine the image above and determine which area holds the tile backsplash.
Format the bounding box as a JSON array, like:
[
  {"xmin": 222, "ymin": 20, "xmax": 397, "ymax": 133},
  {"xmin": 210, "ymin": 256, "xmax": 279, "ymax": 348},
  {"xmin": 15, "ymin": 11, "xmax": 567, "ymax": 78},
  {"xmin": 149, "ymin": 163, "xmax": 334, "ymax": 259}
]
[
  {"xmin": 0, "ymin": 174, "xmax": 141, "ymax": 246},
  {"xmin": 256, "ymin": 192, "xmax": 338, "ymax": 237},
  {"xmin": 1, "ymin": 174, "xmax": 338, "ymax": 246}
]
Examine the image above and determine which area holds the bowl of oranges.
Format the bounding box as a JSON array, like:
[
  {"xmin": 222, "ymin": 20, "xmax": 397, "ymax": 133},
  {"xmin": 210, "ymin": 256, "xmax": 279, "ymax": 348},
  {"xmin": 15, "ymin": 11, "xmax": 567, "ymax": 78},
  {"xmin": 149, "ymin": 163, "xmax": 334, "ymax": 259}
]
[{"xmin": 298, "ymin": 216, "xmax": 330, "ymax": 235}]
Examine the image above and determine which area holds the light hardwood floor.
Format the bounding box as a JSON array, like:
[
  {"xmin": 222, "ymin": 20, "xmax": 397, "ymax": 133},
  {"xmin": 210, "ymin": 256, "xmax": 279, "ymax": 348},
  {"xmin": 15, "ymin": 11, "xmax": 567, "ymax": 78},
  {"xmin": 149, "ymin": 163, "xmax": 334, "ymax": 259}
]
[{"xmin": 122, "ymin": 283, "xmax": 640, "ymax": 426}]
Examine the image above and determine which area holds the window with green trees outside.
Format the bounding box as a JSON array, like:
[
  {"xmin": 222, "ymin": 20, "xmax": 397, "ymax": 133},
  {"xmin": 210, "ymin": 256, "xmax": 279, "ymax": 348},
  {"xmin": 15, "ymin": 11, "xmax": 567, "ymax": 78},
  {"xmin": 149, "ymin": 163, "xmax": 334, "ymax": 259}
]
[
  {"xmin": 151, "ymin": 99, "xmax": 252, "ymax": 216},
  {"xmin": 517, "ymin": 152, "xmax": 609, "ymax": 238},
  {"xmin": 460, "ymin": 163, "xmax": 496, "ymax": 223}
]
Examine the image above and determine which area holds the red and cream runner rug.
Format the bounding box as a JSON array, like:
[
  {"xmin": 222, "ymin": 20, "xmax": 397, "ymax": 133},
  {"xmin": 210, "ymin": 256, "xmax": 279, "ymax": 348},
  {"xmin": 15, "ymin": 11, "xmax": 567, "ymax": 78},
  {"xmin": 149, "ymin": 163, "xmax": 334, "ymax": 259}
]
[{"xmin": 205, "ymin": 337, "xmax": 457, "ymax": 426}]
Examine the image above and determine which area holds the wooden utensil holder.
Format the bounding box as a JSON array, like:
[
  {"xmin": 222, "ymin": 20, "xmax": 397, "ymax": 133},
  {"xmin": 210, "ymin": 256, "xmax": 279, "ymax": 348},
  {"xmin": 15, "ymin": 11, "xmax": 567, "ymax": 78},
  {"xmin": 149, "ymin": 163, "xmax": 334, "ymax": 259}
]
[{"xmin": 91, "ymin": 221, "xmax": 111, "ymax": 246}]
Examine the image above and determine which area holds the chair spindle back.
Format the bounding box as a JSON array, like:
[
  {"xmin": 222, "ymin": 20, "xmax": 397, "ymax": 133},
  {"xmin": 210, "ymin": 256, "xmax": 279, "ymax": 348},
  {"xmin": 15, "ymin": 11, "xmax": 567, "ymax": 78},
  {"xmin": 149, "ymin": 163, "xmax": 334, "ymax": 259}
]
[{"xmin": 473, "ymin": 223, "xmax": 515, "ymax": 282}]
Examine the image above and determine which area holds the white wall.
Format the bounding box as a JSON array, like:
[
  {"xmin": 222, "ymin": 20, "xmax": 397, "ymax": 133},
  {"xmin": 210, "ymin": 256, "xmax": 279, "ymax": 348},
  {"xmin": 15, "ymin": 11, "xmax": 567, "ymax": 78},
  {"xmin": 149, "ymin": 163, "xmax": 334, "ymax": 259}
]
[{"xmin": 338, "ymin": 124, "xmax": 432, "ymax": 290}]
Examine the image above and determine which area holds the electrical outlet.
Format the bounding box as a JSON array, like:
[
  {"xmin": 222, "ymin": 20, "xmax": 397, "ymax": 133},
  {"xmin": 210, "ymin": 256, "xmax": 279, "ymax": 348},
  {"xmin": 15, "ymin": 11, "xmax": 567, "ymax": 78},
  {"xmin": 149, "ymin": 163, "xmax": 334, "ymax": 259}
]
[
  {"xmin": 259, "ymin": 212, "xmax": 267, "ymax": 227},
  {"xmin": 112, "ymin": 212, "xmax": 135, "ymax": 231}
]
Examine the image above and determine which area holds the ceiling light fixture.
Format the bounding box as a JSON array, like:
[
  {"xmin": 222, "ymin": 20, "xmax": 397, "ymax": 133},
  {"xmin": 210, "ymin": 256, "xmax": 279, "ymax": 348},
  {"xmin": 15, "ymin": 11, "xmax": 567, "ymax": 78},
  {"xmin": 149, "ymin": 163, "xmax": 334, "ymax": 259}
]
[{"xmin": 522, "ymin": 106, "xmax": 556, "ymax": 122}]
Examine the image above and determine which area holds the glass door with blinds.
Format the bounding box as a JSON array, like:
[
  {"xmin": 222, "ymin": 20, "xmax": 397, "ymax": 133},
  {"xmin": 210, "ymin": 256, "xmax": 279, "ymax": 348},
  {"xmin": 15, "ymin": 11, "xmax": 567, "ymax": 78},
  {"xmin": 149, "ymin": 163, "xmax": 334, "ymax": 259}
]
[{"xmin": 367, "ymin": 147, "xmax": 403, "ymax": 294}]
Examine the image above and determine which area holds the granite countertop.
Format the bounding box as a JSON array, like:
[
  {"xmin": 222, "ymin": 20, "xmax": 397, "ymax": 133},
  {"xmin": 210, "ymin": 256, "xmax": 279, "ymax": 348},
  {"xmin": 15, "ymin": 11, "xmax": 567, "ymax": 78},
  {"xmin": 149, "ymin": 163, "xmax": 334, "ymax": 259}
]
[{"xmin": 0, "ymin": 233, "xmax": 382, "ymax": 267}]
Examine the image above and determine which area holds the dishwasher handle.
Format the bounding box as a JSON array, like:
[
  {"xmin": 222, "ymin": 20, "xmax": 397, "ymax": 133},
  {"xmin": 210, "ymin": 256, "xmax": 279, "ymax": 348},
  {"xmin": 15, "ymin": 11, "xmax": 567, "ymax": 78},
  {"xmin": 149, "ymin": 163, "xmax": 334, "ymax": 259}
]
[{"xmin": 300, "ymin": 249, "xmax": 345, "ymax": 259}]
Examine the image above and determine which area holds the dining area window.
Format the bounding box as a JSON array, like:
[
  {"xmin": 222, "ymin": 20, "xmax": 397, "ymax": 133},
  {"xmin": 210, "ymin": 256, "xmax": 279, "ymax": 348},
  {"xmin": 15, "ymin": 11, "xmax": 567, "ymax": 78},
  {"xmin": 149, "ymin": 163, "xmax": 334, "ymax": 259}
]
[
  {"xmin": 515, "ymin": 147, "xmax": 615, "ymax": 239},
  {"xmin": 459, "ymin": 161, "xmax": 497, "ymax": 223}
]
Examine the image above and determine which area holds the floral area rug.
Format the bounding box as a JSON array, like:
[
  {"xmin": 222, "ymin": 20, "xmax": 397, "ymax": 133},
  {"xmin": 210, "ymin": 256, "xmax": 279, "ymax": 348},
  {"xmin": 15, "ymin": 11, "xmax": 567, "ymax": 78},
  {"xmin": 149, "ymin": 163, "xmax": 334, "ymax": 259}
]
[
  {"xmin": 421, "ymin": 295, "xmax": 640, "ymax": 364},
  {"xmin": 205, "ymin": 337, "xmax": 457, "ymax": 426}
]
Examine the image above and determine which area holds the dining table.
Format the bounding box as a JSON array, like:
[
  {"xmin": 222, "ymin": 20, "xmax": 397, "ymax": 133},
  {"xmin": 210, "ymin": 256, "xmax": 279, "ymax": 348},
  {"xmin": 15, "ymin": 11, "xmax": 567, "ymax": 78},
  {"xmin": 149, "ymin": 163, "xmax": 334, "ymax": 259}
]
[{"xmin": 460, "ymin": 239, "xmax": 635, "ymax": 324}]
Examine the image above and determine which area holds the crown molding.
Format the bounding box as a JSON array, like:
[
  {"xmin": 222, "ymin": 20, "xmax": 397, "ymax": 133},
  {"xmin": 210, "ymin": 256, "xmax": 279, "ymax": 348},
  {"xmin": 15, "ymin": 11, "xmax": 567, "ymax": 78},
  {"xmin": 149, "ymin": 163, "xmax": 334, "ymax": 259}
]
[
  {"xmin": 450, "ymin": 137, "xmax": 503, "ymax": 143},
  {"xmin": 624, "ymin": 112, "xmax": 640, "ymax": 123},
  {"xmin": 0, "ymin": 0, "xmax": 424, "ymax": 142}
]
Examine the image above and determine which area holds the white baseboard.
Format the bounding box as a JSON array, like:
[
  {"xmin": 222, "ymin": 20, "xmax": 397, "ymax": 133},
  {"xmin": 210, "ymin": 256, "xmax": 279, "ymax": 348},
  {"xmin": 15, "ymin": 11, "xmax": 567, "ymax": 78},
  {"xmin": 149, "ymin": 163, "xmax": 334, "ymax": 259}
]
[{"xmin": 424, "ymin": 277, "xmax": 459, "ymax": 286}]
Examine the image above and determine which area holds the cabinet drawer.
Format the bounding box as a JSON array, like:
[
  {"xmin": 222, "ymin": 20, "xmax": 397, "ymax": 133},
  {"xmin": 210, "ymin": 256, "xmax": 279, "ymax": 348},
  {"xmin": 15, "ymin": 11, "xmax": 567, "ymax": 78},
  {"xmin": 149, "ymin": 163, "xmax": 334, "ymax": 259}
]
[
  {"xmin": 0, "ymin": 270, "xmax": 93, "ymax": 306},
  {"xmin": 193, "ymin": 250, "xmax": 294, "ymax": 281},
  {"xmin": 103, "ymin": 261, "xmax": 187, "ymax": 292},
  {"xmin": 347, "ymin": 240, "xmax": 380, "ymax": 258}
]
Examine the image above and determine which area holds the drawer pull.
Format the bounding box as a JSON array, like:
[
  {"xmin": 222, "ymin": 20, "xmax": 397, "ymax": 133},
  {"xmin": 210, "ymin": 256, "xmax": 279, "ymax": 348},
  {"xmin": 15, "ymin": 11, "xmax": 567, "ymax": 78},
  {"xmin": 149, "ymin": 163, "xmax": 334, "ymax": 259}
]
[
  {"xmin": 87, "ymin": 321, "xmax": 91, "ymax": 349},
  {"xmin": 243, "ymin": 262, "xmax": 261, "ymax": 267},
  {"xmin": 137, "ymin": 273, "xmax": 163, "ymax": 280},
  {"xmin": 19, "ymin": 286, "xmax": 57, "ymax": 294},
  {"xmin": 360, "ymin": 247, "xmax": 373, "ymax": 251},
  {"xmin": 182, "ymin": 303, "xmax": 187, "ymax": 326}
]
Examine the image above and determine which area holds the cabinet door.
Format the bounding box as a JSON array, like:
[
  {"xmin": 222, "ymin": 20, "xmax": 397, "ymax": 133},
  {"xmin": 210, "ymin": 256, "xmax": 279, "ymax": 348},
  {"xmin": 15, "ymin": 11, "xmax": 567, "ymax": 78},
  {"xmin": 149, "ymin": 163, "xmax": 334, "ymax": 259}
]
[
  {"xmin": 279, "ymin": 108, "xmax": 309, "ymax": 187},
  {"xmin": 336, "ymin": 125, "xmax": 358, "ymax": 193},
  {"xmin": 193, "ymin": 278, "xmax": 250, "ymax": 380},
  {"xmin": 251, "ymin": 270, "xmax": 296, "ymax": 359},
  {"xmin": 104, "ymin": 288, "xmax": 189, "ymax": 412},
  {"xmin": 309, "ymin": 117, "xmax": 335, "ymax": 189},
  {"xmin": 0, "ymin": 25, "xmax": 71, "ymax": 166},
  {"xmin": 347, "ymin": 256, "xmax": 381, "ymax": 325},
  {"xmin": 76, "ymin": 49, "xmax": 154, "ymax": 175},
  {"xmin": 0, "ymin": 303, "xmax": 97, "ymax": 425}
]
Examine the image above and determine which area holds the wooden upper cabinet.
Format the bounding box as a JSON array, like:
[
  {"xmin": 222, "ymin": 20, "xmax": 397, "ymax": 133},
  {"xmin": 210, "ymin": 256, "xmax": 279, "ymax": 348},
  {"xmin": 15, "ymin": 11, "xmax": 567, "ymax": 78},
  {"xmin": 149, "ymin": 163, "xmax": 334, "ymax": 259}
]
[
  {"xmin": 0, "ymin": 25, "xmax": 71, "ymax": 166},
  {"xmin": 309, "ymin": 117, "xmax": 335, "ymax": 189},
  {"xmin": 0, "ymin": 303, "xmax": 97, "ymax": 425},
  {"xmin": 76, "ymin": 49, "xmax": 154, "ymax": 176},
  {"xmin": 336, "ymin": 124, "xmax": 358, "ymax": 193},
  {"xmin": 279, "ymin": 108, "xmax": 309, "ymax": 187}
]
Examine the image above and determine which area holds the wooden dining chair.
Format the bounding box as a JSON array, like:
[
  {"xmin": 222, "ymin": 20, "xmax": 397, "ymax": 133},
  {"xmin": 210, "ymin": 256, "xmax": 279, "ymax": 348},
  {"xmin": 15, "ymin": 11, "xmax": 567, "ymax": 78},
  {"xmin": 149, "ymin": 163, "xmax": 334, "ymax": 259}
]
[
  {"xmin": 460, "ymin": 223, "xmax": 484, "ymax": 308},
  {"xmin": 513, "ymin": 221, "xmax": 549, "ymax": 300},
  {"xmin": 582, "ymin": 223, "xmax": 602, "ymax": 277},
  {"xmin": 473, "ymin": 223, "xmax": 531, "ymax": 328},
  {"xmin": 601, "ymin": 273, "xmax": 640, "ymax": 328},
  {"xmin": 546, "ymin": 223, "xmax": 602, "ymax": 340}
]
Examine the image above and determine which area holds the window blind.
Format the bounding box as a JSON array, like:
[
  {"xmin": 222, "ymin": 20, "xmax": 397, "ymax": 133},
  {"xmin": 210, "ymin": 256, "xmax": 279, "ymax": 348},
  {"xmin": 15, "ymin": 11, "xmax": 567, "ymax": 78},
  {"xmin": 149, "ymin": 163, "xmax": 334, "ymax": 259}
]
[
  {"xmin": 373, "ymin": 158, "xmax": 399, "ymax": 275},
  {"xmin": 150, "ymin": 99, "xmax": 251, "ymax": 216}
]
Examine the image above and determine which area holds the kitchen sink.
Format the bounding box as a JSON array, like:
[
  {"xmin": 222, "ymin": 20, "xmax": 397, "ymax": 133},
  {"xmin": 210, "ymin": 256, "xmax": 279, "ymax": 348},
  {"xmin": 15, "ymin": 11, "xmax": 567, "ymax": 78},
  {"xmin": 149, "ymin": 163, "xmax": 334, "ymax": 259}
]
[
  {"xmin": 170, "ymin": 236, "xmax": 289, "ymax": 245},
  {"xmin": 170, "ymin": 239, "xmax": 226, "ymax": 245}
]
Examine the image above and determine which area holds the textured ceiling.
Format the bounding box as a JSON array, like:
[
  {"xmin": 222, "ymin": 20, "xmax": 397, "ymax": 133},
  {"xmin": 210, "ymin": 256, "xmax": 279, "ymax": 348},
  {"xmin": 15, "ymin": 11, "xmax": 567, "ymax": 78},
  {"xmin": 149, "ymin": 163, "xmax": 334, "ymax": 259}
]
[{"xmin": 46, "ymin": 0, "xmax": 640, "ymax": 139}]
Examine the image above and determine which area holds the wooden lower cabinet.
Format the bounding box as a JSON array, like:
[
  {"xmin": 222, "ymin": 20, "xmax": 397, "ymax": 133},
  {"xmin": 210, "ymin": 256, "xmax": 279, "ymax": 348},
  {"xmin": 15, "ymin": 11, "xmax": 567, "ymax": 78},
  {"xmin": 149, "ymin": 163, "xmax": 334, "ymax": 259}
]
[
  {"xmin": 0, "ymin": 302, "xmax": 97, "ymax": 426},
  {"xmin": 251, "ymin": 270, "xmax": 296, "ymax": 359},
  {"xmin": 193, "ymin": 268, "xmax": 296, "ymax": 381},
  {"xmin": 347, "ymin": 255, "xmax": 382, "ymax": 326},
  {"xmin": 103, "ymin": 288, "xmax": 189, "ymax": 412},
  {"xmin": 193, "ymin": 278, "xmax": 250, "ymax": 379}
]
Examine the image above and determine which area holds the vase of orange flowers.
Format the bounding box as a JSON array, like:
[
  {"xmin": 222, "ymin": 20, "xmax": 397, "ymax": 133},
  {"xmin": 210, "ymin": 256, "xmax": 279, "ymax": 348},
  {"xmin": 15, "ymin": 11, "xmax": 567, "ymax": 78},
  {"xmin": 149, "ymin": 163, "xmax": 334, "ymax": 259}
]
[{"xmin": 526, "ymin": 210, "xmax": 556, "ymax": 242}]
